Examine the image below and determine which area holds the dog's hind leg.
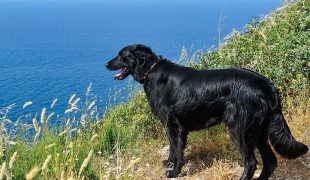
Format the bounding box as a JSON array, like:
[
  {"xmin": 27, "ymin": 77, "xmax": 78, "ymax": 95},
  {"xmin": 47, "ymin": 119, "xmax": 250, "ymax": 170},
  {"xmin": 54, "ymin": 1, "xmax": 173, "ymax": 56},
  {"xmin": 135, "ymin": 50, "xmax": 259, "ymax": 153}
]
[
  {"xmin": 229, "ymin": 129, "xmax": 258, "ymax": 180},
  {"xmin": 239, "ymin": 144, "xmax": 257, "ymax": 180},
  {"xmin": 256, "ymin": 137, "xmax": 277, "ymax": 180}
]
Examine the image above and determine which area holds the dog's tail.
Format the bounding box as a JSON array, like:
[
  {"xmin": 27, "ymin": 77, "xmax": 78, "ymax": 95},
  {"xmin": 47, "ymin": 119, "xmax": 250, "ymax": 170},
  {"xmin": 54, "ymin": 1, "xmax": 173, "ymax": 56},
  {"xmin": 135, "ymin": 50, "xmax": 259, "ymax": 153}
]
[{"xmin": 267, "ymin": 87, "xmax": 308, "ymax": 159}]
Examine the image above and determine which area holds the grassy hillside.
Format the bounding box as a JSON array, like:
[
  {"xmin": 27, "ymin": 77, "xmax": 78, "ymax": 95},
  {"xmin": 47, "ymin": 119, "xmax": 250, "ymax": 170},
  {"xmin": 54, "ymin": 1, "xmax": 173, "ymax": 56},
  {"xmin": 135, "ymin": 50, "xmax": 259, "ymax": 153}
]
[{"xmin": 0, "ymin": 0, "xmax": 309, "ymax": 179}]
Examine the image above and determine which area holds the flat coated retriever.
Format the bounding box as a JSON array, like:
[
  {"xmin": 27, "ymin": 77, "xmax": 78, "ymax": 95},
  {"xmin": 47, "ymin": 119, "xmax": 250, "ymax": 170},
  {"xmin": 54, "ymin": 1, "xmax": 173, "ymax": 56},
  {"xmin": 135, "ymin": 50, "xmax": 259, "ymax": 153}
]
[{"xmin": 106, "ymin": 44, "xmax": 308, "ymax": 179}]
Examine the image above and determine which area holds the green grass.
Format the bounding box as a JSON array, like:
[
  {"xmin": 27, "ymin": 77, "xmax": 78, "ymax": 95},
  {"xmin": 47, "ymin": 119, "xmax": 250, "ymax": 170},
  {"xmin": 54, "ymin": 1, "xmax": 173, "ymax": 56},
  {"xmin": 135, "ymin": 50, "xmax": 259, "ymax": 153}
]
[{"xmin": 0, "ymin": 0, "xmax": 309, "ymax": 179}]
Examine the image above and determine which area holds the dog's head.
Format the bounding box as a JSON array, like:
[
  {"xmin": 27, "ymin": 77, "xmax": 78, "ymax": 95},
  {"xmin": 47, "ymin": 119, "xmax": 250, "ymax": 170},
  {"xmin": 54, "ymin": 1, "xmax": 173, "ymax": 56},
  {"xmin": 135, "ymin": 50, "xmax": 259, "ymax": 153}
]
[{"xmin": 106, "ymin": 44, "xmax": 159, "ymax": 83}]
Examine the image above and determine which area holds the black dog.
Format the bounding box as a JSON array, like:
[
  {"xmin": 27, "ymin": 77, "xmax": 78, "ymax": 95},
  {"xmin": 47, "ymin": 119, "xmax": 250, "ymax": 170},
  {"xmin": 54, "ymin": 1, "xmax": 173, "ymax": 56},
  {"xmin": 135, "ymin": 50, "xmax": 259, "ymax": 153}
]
[{"xmin": 106, "ymin": 44, "xmax": 308, "ymax": 179}]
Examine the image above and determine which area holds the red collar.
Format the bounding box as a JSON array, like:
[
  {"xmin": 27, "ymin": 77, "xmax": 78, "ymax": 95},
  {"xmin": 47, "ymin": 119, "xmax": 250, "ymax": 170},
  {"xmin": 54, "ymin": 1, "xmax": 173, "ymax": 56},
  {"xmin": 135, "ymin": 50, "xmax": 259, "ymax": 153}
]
[{"xmin": 143, "ymin": 60, "xmax": 160, "ymax": 81}]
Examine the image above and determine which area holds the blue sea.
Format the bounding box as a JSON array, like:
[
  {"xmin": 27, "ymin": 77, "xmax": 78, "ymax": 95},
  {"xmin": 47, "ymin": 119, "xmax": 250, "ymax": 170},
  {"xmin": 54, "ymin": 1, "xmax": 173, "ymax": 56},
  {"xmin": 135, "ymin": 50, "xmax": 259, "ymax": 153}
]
[{"xmin": 0, "ymin": 0, "xmax": 281, "ymax": 121}]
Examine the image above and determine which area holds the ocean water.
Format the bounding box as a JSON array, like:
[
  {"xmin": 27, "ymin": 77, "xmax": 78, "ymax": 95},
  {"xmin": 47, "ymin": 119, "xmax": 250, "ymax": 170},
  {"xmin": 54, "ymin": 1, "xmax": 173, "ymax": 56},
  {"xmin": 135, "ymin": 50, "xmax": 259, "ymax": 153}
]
[{"xmin": 0, "ymin": 0, "xmax": 281, "ymax": 120}]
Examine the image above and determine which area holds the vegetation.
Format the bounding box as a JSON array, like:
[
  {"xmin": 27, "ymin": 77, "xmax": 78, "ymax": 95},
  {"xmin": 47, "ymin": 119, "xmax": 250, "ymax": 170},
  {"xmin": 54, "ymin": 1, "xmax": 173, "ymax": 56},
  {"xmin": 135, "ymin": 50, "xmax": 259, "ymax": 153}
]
[
  {"xmin": 0, "ymin": 0, "xmax": 309, "ymax": 179},
  {"xmin": 194, "ymin": 0, "xmax": 309, "ymax": 99}
]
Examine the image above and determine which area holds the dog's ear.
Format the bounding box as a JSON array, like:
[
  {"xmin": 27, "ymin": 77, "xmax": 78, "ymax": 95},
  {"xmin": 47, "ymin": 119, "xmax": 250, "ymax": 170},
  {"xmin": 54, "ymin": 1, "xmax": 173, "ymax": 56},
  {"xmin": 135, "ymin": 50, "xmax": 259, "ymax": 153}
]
[{"xmin": 134, "ymin": 45, "xmax": 152, "ymax": 65}]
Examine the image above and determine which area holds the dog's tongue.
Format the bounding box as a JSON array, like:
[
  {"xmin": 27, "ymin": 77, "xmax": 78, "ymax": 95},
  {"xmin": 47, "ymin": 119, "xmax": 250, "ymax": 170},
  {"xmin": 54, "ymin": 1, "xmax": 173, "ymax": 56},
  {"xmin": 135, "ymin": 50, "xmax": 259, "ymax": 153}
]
[
  {"xmin": 113, "ymin": 68, "xmax": 125, "ymax": 80},
  {"xmin": 113, "ymin": 72, "xmax": 122, "ymax": 80}
]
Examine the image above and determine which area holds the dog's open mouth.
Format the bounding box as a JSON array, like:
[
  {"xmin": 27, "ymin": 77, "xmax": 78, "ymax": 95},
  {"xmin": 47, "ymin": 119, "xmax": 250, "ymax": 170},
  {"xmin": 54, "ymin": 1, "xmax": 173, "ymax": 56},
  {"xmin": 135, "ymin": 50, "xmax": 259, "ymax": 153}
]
[{"xmin": 114, "ymin": 67, "xmax": 130, "ymax": 80}]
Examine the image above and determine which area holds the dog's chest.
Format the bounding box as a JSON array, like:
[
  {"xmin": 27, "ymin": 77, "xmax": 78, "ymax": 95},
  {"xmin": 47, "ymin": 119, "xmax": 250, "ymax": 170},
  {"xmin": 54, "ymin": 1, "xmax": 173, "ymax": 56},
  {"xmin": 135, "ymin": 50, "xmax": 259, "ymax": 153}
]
[{"xmin": 145, "ymin": 91, "xmax": 169, "ymax": 122}]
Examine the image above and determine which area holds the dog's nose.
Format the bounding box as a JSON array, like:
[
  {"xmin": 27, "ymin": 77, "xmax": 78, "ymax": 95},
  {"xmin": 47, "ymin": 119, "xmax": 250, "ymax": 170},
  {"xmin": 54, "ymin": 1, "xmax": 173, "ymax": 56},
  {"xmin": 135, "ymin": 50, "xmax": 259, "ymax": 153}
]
[{"xmin": 105, "ymin": 62, "xmax": 110, "ymax": 68}]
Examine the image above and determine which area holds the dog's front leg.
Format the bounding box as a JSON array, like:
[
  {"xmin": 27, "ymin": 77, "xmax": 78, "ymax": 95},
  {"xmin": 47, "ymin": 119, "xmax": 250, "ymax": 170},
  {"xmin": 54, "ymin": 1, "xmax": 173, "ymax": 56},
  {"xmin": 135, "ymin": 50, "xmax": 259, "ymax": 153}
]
[
  {"xmin": 163, "ymin": 126, "xmax": 178, "ymax": 168},
  {"xmin": 165, "ymin": 127, "xmax": 188, "ymax": 178}
]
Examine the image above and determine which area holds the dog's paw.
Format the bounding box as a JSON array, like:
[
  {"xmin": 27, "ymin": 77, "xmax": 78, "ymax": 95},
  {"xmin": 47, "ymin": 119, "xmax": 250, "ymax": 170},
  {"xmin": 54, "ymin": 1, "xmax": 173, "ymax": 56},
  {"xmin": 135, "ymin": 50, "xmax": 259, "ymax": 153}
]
[
  {"xmin": 164, "ymin": 169, "xmax": 180, "ymax": 178},
  {"xmin": 162, "ymin": 160, "xmax": 174, "ymax": 168},
  {"xmin": 164, "ymin": 170, "xmax": 176, "ymax": 178}
]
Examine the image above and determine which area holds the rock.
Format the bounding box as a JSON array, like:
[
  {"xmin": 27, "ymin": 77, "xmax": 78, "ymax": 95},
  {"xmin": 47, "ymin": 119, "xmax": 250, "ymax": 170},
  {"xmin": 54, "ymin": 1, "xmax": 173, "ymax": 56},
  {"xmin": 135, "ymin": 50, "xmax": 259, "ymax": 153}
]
[{"xmin": 159, "ymin": 145, "xmax": 170, "ymax": 158}]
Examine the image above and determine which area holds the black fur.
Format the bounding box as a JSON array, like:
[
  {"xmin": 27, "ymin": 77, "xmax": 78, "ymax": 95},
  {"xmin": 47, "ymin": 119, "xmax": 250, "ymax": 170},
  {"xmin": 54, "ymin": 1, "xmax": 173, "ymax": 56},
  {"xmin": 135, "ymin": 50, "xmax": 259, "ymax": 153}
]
[{"xmin": 106, "ymin": 44, "xmax": 308, "ymax": 179}]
